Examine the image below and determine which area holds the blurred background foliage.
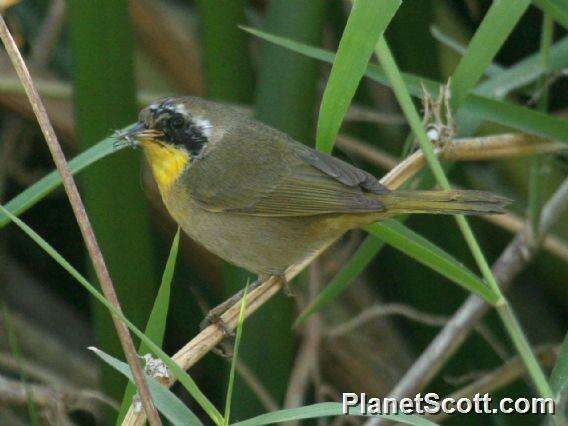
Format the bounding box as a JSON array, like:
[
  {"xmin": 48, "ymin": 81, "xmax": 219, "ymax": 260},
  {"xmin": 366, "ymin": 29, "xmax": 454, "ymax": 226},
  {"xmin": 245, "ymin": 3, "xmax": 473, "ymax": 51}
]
[{"xmin": 0, "ymin": 0, "xmax": 566, "ymax": 424}]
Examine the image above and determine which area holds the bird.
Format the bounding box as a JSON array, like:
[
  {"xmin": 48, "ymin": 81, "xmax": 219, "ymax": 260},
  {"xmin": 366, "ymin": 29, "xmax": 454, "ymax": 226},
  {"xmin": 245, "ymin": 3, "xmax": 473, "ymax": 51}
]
[{"xmin": 116, "ymin": 96, "xmax": 509, "ymax": 324}]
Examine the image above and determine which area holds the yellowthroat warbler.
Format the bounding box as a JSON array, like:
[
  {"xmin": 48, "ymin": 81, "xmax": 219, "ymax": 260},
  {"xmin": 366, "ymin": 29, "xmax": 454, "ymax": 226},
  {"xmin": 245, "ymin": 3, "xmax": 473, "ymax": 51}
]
[{"xmin": 118, "ymin": 96, "xmax": 508, "ymax": 293}]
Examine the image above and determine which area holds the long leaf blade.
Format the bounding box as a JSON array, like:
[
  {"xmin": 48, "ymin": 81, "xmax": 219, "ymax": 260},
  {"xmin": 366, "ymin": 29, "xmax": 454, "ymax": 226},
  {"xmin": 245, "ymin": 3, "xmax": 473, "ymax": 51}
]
[
  {"xmin": 449, "ymin": 0, "xmax": 531, "ymax": 108},
  {"xmin": 316, "ymin": 0, "xmax": 400, "ymax": 152},
  {"xmin": 0, "ymin": 131, "xmax": 126, "ymax": 229},
  {"xmin": 232, "ymin": 402, "xmax": 437, "ymax": 426},
  {"xmin": 224, "ymin": 282, "xmax": 249, "ymax": 425}
]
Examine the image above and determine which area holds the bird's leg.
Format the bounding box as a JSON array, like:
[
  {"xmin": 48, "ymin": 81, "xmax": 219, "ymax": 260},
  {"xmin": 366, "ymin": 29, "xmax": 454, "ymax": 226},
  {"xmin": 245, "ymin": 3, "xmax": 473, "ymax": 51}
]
[{"xmin": 200, "ymin": 275, "xmax": 282, "ymax": 357}]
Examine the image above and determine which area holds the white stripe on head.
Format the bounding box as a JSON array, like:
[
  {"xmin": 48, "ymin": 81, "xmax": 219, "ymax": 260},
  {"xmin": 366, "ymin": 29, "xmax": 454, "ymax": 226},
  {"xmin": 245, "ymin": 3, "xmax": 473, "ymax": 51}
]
[
  {"xmin": 173, "ymin": 103, "xmax": 189, "ymax": 115},
  {"xmin": 193, "ymin": 117, "xmax": 213, "ymax": 138}
]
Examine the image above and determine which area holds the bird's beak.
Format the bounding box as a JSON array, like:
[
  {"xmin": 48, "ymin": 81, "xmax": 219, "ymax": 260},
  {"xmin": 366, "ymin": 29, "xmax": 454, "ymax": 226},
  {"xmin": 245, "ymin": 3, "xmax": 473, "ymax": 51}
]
[{"xmin": 113, "ymin": 123, "xmax": 163, "ymax": 149}]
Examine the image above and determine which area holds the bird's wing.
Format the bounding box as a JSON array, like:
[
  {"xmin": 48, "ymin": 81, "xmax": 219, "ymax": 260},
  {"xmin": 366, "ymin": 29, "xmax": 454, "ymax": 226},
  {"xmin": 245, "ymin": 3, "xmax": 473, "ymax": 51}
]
[{"xmin": 187, "ymin": 125, "xmax": 389, "ymax": 216}]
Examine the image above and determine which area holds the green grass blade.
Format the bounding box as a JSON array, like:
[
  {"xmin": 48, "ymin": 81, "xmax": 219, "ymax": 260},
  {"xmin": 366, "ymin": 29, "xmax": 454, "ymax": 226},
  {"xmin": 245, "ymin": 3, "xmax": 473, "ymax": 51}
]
[
  {"xmin": 476, "ymin": 35, "xmax": 568, "ymax": 97},
  {"xmin": 0, "ymin": 205, "xmax": 224, "ymax": 425},
  {"xmin": 551, "ymin": 332, "xmax": 568, "ymax": 403},
  {"xmin": 90, "ymin": 347, "xmax": 202, "ymax": 426},
  {"xmin": 244, "ymin": 28, "xmax": 568, "ymax": 143},
  {"xmin": 432, "ymin": 29, "xmax": 568, "ymax": 98},
  {"xmin": 295, "ymin": 235, "xmax": 383, "ymax": 326},
  {"xmin": 461, "ymin": 95, "xmax": 568, "ymax": 142},
  {"xmin": 366, "ymin": 221, "xmax": 498, "ymax": 304},
  {"xmin": 0, "ymin": 132, "xmax": 128, "ymax": 229},
  {"xmin": 2, "ymin": 305, "xmax": 40, "ymax": 425},
  {"xmin": 224, "ymin": 282, "xmax": 249, "ymax": 426},
  {"xmin": 533, "ymin": 0, "xmax": 568, "ymax": 30},
  {"xmin": 117, "ymin": 228, "xmax": 181, "ymax": 424},
  {"xmin": 315, "ymin": 0, "xmax": 400, "ymax": 152},
  {"xmin": 449, "ymin": 0, "xmax": 531, "ymax": 108},
  {"xmin": 231, "ymin": 402, "xmax": 437, "ymax": 426},
  {"xmin": 141, "ymin": 228, "xmax": 180, "ymax": 352},
  {"xmin": 430, "ymin": 26, "xmax": 504, "ymax": 76}
]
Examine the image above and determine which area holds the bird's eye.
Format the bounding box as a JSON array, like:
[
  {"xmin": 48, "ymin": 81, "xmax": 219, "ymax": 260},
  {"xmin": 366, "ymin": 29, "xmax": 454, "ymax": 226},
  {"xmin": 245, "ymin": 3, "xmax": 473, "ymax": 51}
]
[{"xmin": 170, "ymin": 116, "xmax": 185, "ymax": 128}]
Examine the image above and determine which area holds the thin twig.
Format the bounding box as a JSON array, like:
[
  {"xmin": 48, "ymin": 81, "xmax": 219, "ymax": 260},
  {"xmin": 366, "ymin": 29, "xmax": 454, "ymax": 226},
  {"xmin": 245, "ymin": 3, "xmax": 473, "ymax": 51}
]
[
  {"xmin": 0, "ymin": 15, "xmax": 161, "ymax": 425},
  {"xmin": 325, "ymin": 303, "xmax": 510, "ymax": 361},
  {"xmin": 0, "ymin": 373, "xmax": 117, "ymax": 422},
  {"xmin": 326, "ymin": 303, "xmax": 448, "ymax": 338},
  {"xmin": 366, "ymin": 177, "xmax": 568, "ymax": 426}
]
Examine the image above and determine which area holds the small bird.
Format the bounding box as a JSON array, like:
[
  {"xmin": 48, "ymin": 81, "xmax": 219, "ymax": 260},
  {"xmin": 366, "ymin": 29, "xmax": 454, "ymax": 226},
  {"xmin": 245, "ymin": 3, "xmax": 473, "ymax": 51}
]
[{"xmin": 118, "ymin": 96, "xmax": 508, "ymax": 318}]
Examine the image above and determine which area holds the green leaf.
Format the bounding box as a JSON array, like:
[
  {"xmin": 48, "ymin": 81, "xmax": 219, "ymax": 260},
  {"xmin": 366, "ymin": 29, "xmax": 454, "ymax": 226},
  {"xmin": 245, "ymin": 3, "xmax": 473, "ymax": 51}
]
[
  {"xmin": 475, "ymin": 35, "xmax": 568, "ymax": 97},
  {"xmin": 315, "ymin": 0, "xmax": 400, "ymax": 152},
  {"xmin": 365, "ymin": 221, "xmax": 499, "ymax": 304},
  {"xmin": 244, "ymin": 28, "xmax": 568, "ymax": 143},
  {"xmin": 295, "ymin": 235, "xmax": 384, "ymax": 326},
  {"xmin": 232, "ymin": 402, "xmax": 437, "ymax": 426},
  {"xmin": 0, "ymin": 205, "xmax": 224, "ymax": 425},
  {"xmin": 461, "ymin": 95, "xmax": 568, "ymax": 142},
  {"xmin": 533, "ymin": 0, "xmax": 568, "ymax": 30},
  {"xmin": 0, "ymin": 130, "xmax": 126, "ymax": 229},
  {"xmin": 551, "ymin": 332, "xmax": 568, "ymax": 403},
  {"xmin": 117, "ymin": 228, "xmax": 181, "ymax": 424},
  {"xmin": 224, "ymin": 282, "xmax": 249, "ymax": 425},
  {"xmin": 90, "ymin": 347, "xmax": 202, "ymax": 426},
  {"xmin": 430, "ymin": 26, "xmax": 504, "ymax": 76},
  {"xmin": 449, "ymin": 0, "xmax": 531, "ymax": 108}
]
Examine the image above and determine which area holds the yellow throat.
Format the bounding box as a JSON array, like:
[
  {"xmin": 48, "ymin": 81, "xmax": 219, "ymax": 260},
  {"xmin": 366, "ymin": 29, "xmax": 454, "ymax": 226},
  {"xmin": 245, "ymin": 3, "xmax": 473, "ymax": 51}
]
[{"xmin": 140, "ymin": 140, "xmax": 189, "ymax": 194}]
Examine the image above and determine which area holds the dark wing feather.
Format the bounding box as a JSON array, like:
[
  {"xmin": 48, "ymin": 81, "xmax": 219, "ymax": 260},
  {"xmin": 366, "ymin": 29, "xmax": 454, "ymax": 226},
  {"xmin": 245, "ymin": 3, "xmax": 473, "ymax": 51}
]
[{"xmin": 187, "ymin": 122, "xmax": 388, "ymax": 216}]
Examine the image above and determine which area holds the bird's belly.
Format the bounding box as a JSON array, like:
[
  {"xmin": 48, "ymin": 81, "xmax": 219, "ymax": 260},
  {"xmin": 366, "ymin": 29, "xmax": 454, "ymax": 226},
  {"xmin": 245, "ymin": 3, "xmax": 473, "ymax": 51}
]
[{"xmin": 165, "ymin": 192, "xmax": 341, "ymax": 276}]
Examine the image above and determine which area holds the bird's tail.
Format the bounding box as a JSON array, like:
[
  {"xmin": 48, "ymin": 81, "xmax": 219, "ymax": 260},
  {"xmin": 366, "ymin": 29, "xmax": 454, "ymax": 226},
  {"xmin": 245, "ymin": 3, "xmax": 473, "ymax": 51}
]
[{"xmin": 379, "ymin": 189, "xmax": 510, "ymax": 216}]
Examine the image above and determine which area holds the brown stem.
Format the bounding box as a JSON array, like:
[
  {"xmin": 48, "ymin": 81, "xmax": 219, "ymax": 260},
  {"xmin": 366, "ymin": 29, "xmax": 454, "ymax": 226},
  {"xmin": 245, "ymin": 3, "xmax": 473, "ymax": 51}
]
[{"xmin": 0, "ymin": 15, "xmax": 161, "ymax": 425}]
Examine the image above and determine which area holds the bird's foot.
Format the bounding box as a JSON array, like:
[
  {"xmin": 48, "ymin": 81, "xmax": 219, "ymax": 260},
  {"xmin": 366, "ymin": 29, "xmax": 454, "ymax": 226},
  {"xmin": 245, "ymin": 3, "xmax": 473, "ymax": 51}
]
[
  {"xmin": 199, "ymin": 276, "xmax": 269, "ymax": 357},
  {"xmin": 200, "ymin": 311, "xmax": 236, "ymax": 358}
]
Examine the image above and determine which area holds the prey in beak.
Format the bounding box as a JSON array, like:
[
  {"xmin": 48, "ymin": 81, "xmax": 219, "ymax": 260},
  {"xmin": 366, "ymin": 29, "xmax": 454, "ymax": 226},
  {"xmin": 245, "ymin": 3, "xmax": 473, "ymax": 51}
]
[{"xmin": 113, "ymin": 122, "xmax": 163, "ymax": 151}]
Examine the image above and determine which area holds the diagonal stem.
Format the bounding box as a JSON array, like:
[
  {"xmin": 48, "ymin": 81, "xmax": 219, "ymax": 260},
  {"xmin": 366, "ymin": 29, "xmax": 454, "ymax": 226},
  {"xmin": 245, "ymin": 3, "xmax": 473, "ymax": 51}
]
[{"xmin": 0, "ymin": 15, "xmax": 161, "ymax": 426}]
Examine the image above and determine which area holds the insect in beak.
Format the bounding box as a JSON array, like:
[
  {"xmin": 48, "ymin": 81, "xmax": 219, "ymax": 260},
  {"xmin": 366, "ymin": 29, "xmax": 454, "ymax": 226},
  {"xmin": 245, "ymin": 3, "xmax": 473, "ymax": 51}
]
[{"xmin": 113, "ymin": 123, "xmax": 163, "ymax": 151}]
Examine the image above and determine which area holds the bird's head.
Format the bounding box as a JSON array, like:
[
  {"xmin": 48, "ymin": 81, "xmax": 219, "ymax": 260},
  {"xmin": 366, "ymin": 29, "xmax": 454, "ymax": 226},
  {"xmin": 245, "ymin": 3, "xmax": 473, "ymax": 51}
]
[{"xmin": 116, "ymin": 97, "xmax": 221, "ymax": 192}]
